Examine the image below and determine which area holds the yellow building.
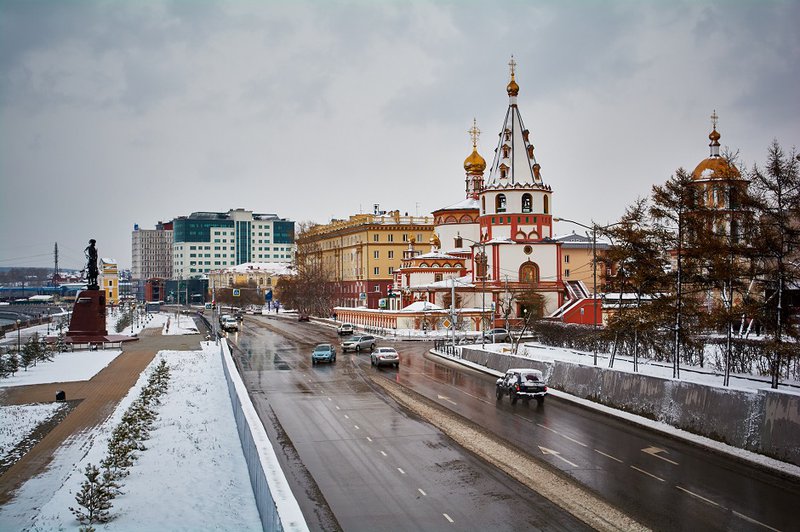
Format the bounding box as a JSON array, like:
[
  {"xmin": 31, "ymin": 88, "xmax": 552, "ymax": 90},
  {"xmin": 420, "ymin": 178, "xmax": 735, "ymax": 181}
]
[
  {"xmin": 99, "ymin": 258, "xmax": 119, "ymax": 305},
  {"xmin": 207, "ymin": 262, "xmax": 293, "ymax": 294},
  {"xmin": 298, "ymin": 209, "xmax": 435, "ymax": 308},
  {"xmin": 554, "ymin": 232, "xmax": 611, "ymax": 294}
]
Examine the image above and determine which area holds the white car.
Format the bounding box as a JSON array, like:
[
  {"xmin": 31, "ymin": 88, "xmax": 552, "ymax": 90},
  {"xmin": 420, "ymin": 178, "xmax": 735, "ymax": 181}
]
[
  {"xmin": 222, "ymin": 316, "xmax": 239, "ymax": 332},
  {"xmin": 371, "ymin": 347, "xmax": 400, "ymax": 368}
]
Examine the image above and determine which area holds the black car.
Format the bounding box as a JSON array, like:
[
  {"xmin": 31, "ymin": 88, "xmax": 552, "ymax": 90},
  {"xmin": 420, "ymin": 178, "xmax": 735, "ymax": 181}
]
[{"xmin": 496, "ymin": 368, "xmax": 548, "ymax": 405}]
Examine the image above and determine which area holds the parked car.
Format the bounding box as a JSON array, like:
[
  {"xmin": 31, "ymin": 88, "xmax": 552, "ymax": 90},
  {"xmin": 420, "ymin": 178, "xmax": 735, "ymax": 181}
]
[
  {"xmin": 337, "ymin": 323, "xmax": 354, "ymax": 336},
  {"xmin": 483, "ymin": 328, "xmax": 511, "ymax": 343},
  {"xmin": 496, "ymin": 368, "xmax": 547, "ymax": 405},
  {"xmin": 341, "ymin": 335, "xmax": 376, "ymax": 352},
  {"xmin": 371, "ymin": 347, "xmax": 400, "ymax": 368},
  {"xmin": 311, "ymin": 344, "xmax": 337, "ymax": 365},
  {"xmin": 298, "ymin": 313, "xmax": 310, "ymax": 322}
]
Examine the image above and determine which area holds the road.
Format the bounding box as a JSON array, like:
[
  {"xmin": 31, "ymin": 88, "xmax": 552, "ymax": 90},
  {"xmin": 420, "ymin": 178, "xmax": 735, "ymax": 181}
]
[{"xmin": 224, "ymin": 314, "xmax": 799, "ymax": 532}]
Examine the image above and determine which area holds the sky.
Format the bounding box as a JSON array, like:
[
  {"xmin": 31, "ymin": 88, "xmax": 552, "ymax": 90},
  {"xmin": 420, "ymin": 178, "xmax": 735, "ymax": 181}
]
[{"xmin": 1, "ymin": 0, "xmax": 798, "ymax": 271}]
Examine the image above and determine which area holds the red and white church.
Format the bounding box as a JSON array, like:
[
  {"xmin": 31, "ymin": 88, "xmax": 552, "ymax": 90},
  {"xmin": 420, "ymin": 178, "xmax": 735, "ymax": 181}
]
[{"xmin": 336, "ymin": 60, "xmax": 596, "ymax": 331}]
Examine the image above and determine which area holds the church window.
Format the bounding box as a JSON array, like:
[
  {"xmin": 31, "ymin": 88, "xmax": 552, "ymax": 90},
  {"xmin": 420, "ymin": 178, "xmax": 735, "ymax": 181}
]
[
  {"xmin": 504, "ymin": 129, "xmax": 511, "ymax": 141},
  {"xmin": 496, "ymin": 194, "xmax": 507, "ymax": 213},
  {"xmin": 502, "ymin": 145, "xmax": 510, "ymax": 158},
  {"xmin": 500, "ymin": 168, "xmax": 507, "ymax": 179},
  {"xmin": 434, "ymin": 273, "xmax": 443, "ymax": 282},
  {"xmin": 519, "ymin": 262, "xmax": 539, "ymax": 284},
  {"xmin": 482, "ymin": 197, "xmax": 486, "ymax": 212},
  {"xmin": 543, "ymin": 195, "xmax": 550, "ymax": 214},
  {"xmin": 522, "ymin": 194, "xmax": 532, "ymax": 213}
]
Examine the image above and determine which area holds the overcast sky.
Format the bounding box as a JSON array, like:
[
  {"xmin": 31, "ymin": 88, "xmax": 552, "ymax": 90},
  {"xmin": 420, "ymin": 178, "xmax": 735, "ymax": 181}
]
[{"xmin": 1, "ymin": 0, "xmax": 798, "ymax": 271}]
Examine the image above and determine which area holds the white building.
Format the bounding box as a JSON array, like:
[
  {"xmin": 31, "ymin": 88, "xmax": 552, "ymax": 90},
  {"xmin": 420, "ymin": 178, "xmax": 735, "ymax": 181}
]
[
  {"xmin": 172, "ymin": 209, "xmax": 295, "ymax": 279},
  {"xmin": 131, "ymin": 221, "xmax": 173, "ymax": 280}
]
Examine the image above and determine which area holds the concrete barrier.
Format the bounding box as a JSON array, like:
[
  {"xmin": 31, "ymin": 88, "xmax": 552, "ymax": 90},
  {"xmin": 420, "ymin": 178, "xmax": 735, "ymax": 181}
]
[
  {"xmin": 460, "ymin": 347, "xmax": 800, "ymax": 466},
  {"xmin": 219, "ymin": 340, "xmax": 309, "ymax": 531}
]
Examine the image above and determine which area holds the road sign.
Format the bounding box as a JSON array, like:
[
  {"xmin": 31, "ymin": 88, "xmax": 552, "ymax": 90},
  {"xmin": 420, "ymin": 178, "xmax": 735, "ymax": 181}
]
[
  {"xmin": 265, "ymin": 289, "xmax": 273, "ymax": 302},
  {"xmin": 359, "ymin": 292, "xmax": 367, "ymax": 301},
  {"xmin": 232, "ymin": 289, "xmax": 240, "ymax": 297}
]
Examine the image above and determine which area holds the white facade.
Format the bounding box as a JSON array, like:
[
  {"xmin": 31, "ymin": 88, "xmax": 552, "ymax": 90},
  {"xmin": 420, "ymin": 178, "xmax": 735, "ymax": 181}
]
[{"xmin": 131, "ymin": 223, "xmax": 173, "ymax": 280}]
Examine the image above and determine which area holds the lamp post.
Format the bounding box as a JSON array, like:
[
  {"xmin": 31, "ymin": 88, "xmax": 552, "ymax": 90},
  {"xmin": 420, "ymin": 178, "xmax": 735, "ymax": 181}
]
[
  {"xmin": 553, "ymin": 217, "xmax": 608, "ymax": 366},
  {"xmin": 16, "ymin": 319, "xmax": 21, "ymax": 354}
]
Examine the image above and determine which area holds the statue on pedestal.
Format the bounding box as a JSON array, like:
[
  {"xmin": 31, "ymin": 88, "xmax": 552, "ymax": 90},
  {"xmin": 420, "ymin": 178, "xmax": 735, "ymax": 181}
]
[{"xmin": 84, "ymin": 239, "xmax": 99, "ymax": 290}]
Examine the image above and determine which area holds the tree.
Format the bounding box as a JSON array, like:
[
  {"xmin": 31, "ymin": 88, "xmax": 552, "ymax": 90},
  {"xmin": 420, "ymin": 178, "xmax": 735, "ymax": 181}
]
[
  {"xmin": 55, "ymin": 332, "xmax": 69, "ymax": 353},
  {"xmin": 512, "ymin": 286, "xmax": 545, "ymax": 354},
  {"xmin": 748, "ymin": 141, "xmax": 800, "ymax": 388},
  {"xmin": 69, "ymin": 463, "xmax": 116, "ymax": 526},
  {"xmin": 20, "ymin": 336, "xmax": 40, "ymax": 370},
  {"xmin": 278, "ymin": 222, "xmax": 334, "ymax": 316}
]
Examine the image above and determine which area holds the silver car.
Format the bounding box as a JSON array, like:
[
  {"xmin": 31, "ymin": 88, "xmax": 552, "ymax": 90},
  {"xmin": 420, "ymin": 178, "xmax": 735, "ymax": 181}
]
[
  {"xmin": 371, "ymin": 347, "xmax": 400, "ymax": 368},
  {"xmin": 341, "ymin": 335, "xmax": 376, "ymax": 352}
]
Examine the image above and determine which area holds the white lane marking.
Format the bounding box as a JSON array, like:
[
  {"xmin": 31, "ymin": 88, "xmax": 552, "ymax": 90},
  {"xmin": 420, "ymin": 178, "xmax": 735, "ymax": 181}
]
[
  {"xmin": 642, "ymin": 446, "xmax": 679, "ymax": 465},
  {"xmin": 675, "ymin": 485, "xmax": 722, "ymax": 507},
  {"xmin": 732, "ymin": 510, "xmax": 781, "ymax": 532},
  {"xmin": 344, "ymin": 414, "xmax": 350, "ymax": 419},
  {"xmin": 630, "ymin": 465, "xmax": 664, "ymax": 482},
  {"xmin": 538, "ymin": 446, "xmax": 579, "ymax": 468},
  {"xmin": 366, "ymin": 436, "xmax": 373, "ymax": 442},
  {"xmin": 335, "ymin": 406, "xmax": 340, "ymax": 410},
  {"xmin": 595, "ymin": 449, "xmax": 623, "ymax": 463},
  {"xmin": 418, "ymin": 488, "xmax": 427, "ymax": 496},
  {"xmin": 437, "ymin": 394, "xmax": 457, "ymax": 406},
  {"xmin": 328, "ymin": 397, "xmax": 332, "ymax": 401},
  {"xmin": 561, "ymin": 434, "xmax": 588, "ymax": 447},
  {"xmin": 443, "ymin": 513, "xmax": 454, "ymax": 523},
  {"xmin": 536, "ymin": 423, "xmax": 559, "ymax": 434},
  {"xmin": 397, "ymin": 467, "xmax": 406, "ymax": 475},
  {"xmin": 380, "ymin": 451, "xmax": 387, "ymax": 457},
  {"xmin": 353, "ymin": 425, "xmax": 360, "ymax": 430}
]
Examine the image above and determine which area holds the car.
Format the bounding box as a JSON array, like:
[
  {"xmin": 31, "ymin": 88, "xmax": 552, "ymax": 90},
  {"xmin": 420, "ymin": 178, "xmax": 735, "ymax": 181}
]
[
  {"xmin": 337, "ymin": 323, "xmax": 354, "ymax": 336},
  {"xmin": 371, "ymin": 347, "xmax": 400, "ymax": 368},
  {"xmin": 311, "ymin": 343, "xmax": 337, "ymax": 365},
  {"xmin": 221, "ymin": 316, "xmax": 239, "ymax": 332},
  {"xmin": 483, "ymin": 328, "xmax": 511, "ymax": 343},
  {"xmin": 496, "ymin": 368, "xmax": 548, "ymax": 405},
  {"xmin": 298, "ymin": 313, "xmax": 310, "ymax": 322},
  {"xmin": 341, "ymin": 335, "xmax": 376, "ymax": 352}
]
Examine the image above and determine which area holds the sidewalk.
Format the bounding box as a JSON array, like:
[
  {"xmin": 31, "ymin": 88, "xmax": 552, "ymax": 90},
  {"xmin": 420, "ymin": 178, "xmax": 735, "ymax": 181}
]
[{"xmin": 0, "ymin": 328, "xmax": 201, "ymax": 505}]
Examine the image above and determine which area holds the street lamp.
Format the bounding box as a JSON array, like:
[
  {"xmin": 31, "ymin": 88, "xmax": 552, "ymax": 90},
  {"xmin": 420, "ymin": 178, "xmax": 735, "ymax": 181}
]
[{"xmin": 16, "ymin": 319, "xmax": 21, "ymax": 354}]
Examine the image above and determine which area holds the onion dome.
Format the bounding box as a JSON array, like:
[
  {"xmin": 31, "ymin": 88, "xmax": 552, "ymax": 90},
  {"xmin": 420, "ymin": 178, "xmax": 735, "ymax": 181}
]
[
  {"xmin": 464, "ymin": 147, "xmax": 486, "ymax": 174},
  {"xmin": 691, "ymin": 111, "xmax": 741, "ymax": 180},
  {"xmin": 507, "ymin": 55, "xmax": 520, "ymax": 97}
]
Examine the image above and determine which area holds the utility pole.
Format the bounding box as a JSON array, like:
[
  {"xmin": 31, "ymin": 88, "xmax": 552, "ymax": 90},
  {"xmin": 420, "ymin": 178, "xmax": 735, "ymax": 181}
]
[{"xmin": 53, "ymin": 242, "xmax": 59, "ymax": 286}]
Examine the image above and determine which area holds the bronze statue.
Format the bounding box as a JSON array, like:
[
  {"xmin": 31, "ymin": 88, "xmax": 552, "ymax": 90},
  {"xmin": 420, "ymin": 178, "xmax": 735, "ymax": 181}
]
[{"xmin": 84, "ymin": 239, "xmax": 99, "ymax": 289}]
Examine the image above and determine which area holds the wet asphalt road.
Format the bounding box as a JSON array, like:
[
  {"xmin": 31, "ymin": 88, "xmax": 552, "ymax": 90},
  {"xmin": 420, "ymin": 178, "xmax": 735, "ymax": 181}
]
[
  {"xmin": 228, "ymin": 315, "xmax": 590, "ymax": 532},
  {"xmin": 227, "ymin": 315, "xmax": 799, "ymax": 532}
]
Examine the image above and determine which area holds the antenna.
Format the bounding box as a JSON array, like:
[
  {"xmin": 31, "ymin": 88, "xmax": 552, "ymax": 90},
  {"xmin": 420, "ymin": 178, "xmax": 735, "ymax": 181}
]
[{"xmin": 53, "ymin": 242, "xmax": 59, "ymax": 286}]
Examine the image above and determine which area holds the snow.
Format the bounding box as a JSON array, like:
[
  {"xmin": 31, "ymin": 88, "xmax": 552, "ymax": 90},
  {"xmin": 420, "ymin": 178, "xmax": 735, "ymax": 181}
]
[
  {"xmin": 437, "ymin": 197, "xmax": 480, "ymax": 211},
  {"xmin": 400, "ymin": 301, "xmax": 443, "ymax": 312},
  {"xmin": 0, "ymin": 403, "xmax": 67, "ymax": 462},
  {"xmin": 0, "ymin": 342, "xmax": 262, "ymax": 530},
  {"xmin": 0, "ymin": 350, "xmax": 122, "ymax": 388},
  {"xmin": 217, "ymin": 261, "xmax": 294, "ymax": 275},
  {"xmin": 162, "ymin": 313, "xmax": 199, "ymax": 335}
]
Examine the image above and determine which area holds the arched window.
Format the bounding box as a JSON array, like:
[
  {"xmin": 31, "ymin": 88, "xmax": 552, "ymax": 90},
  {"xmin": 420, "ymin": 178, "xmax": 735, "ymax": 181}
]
[
  {"xmin": 496, "ymin": 194, "xmax": 507, "ymax": 213},
  {"xmin": 543, "ymin": 195, "xmax": 549, "ymax": 214},
  {"xmin": 522, "ymin": 193, "xmax": 532, "ymax": 213},
  {"xmin": 502, "ymin": 145, "xmax": 510, "ymax": 158},
  {"xmin": 519, "ymin": 262, "xmax": 539, "ymax": 284}
]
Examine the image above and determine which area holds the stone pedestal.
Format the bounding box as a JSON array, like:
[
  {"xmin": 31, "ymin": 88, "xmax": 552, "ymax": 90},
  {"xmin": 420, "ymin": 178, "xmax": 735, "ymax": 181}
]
[{"xmin": 68, "ymin": 289, "xmax": 108, "ymax": 337}]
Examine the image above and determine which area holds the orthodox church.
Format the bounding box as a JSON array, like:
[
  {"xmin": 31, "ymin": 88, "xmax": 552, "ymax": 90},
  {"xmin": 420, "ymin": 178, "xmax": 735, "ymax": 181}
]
[{"xmin": 384, "ymin": 59, "xmax": 598, "ymax": 330}]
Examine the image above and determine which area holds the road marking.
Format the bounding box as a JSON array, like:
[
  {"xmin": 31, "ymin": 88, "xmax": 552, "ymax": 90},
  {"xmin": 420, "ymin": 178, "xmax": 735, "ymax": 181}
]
[
  {"xmin": 344, "ymin": 414, "xmax": 350, "ymax": 419},
  {"xmin": 418, "ymin": 488, "xmax": 427, "ymax": 496},
  {"xmin": 594, "ymin": 449, "xmax": 623, "ymax": 463},
  {"xmin": 366, "ymin": 436, "xmax": 372, "ymax": 442},
  {"xmin": 397, "ymin": 467, "xmax": 406, "ymax": 475},
  {"xmin": 561, "ymin": 434, "xmax": 588, "ymax": 447},
  {"xmin": 380, "ymin": 451, "xmax": 387, "ymax": 457},
  {"xmin": 642, "ymin": 446, "xmax": 679, "ymax": 465},
  {"xmin": 353, "ymin": 425, "xmax": 359, "ymax": 430},
  {"xmin": 437, "ymin": 394, "xmax": 457, "ymax": 406},
  {"xmin": 630, "ymin": 465, "xmax": 664, "ymax": 482},
  {"xmin": 328, "ymin": 397, "xmax": 332, "ymax": 401},
  {"xmin": 443, "ymin": 513, "xmax": 454, "ymax": 523},
  {"xmin": 732, "ymin": 510, "xmax": 781, "ymax": 532},
  {"xmin": 675, "ymin": 485, "xmax": 721, "ymax": 507},
  {"xmin": 536, "ymin": 423, "xmax": 559, "ymax": 434},
  {"xmin": 538, "ymin": 446, "xmax": 579, "ymax": 468},
  {"xmin": 335, "ymin": 406, "xmax": 340, "ymax": 410}
]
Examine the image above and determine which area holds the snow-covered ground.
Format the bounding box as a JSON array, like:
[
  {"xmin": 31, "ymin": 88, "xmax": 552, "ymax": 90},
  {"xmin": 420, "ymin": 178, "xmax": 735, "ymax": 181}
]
[
  {"xmin": 0, "ymin": 341, "xmax": 262, "ymax": 531},
  {"xmin": 0, "ymin": 349, "xmax": 122, "ymax": 389},
  {"xmin": 161, "ymin": 313, "xmax": 199, "ymax": 335},
  {"xmin": 0, "ymin": 403, "xmax": 68, "ymax": 465}
]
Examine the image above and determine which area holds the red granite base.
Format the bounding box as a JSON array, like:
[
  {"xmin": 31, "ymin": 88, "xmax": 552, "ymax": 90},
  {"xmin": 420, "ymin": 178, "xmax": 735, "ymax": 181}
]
[{"xmin": 65, "ymin": 334, "xmax": 138, "ymax": 344}]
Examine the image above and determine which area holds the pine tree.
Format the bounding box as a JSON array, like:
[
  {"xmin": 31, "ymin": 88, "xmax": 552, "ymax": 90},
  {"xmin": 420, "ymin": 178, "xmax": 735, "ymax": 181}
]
[
  {"xmin": 38, "ymin": 336, "xmax": 54, "ymax": 363},
  {"xmin": 55, "ymin": 332, "xmax": 69, "ymax": 353},
  {"xmin": 20, "ymin": 337, "xmax": 39, "ymax": 370},
  {"xmin": 69, "ymin": 463, "xmax": 115, "ymax": 525},
  {"xmin": 6, "ymin": 352, "xmax": 19, "ymax": 376}
]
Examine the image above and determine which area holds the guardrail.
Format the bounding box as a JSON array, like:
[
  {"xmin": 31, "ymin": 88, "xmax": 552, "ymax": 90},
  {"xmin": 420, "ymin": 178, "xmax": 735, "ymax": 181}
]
[{"xmin": 218, "ymin": 339, "xmax": 308, "ymax": 532}]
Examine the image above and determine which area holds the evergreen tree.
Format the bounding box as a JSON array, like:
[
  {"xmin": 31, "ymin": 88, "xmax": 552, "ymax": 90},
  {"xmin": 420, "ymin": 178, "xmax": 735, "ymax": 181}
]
[
  {"xmin": 38, "ymin": 335, "xmax": 54, "ymax": 363},
  {"xmin": 20, "ymin": 337, "xmax": 40, "ymax": 370},
  {"xmin": 55, "ymin": 332, "xmax": 69, "ymax": 353},
  {"xmin": 6, "ymin": 352, "xmax": 19, "ymax": 376},
  {"xmin": 69, "ymin": 463, "xmax": 115, "ymax": 525},
  {"xmin": 749, "ymin": 141, "xmax": 800, "ymax": 387}
]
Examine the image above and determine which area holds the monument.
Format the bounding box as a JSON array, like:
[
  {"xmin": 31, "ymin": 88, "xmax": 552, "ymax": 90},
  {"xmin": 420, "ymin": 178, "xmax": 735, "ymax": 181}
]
[{"xmin": 66, "ymin": 239, "xmax": 137, "ymax": 344}]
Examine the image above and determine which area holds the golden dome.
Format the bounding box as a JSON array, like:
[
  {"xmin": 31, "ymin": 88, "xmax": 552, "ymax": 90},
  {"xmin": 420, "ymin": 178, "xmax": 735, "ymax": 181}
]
[
  {"xmin": 507, "ymin": 75, "xmax": 519, "ymax": 97},
  {"xmin": 709, "ymin": 128, "xmax": 721, "ymax": 143},
  {"xmin": 692, "ymin": 156, "xmax": 741, "ymax": 181},
  {"xmin": 464, "ymin": 147, "xmax": 486, "ymax": 174}
]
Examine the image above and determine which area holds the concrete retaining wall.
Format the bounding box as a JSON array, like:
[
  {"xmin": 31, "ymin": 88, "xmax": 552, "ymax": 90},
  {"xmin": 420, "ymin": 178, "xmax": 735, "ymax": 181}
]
[
  {"xmin": 461, "ymin": 347, "xmax": 800, "ymax": 466},
  {"xmin": 219, "ymin": 341, "xmax": 309, "ymax": 531}
]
